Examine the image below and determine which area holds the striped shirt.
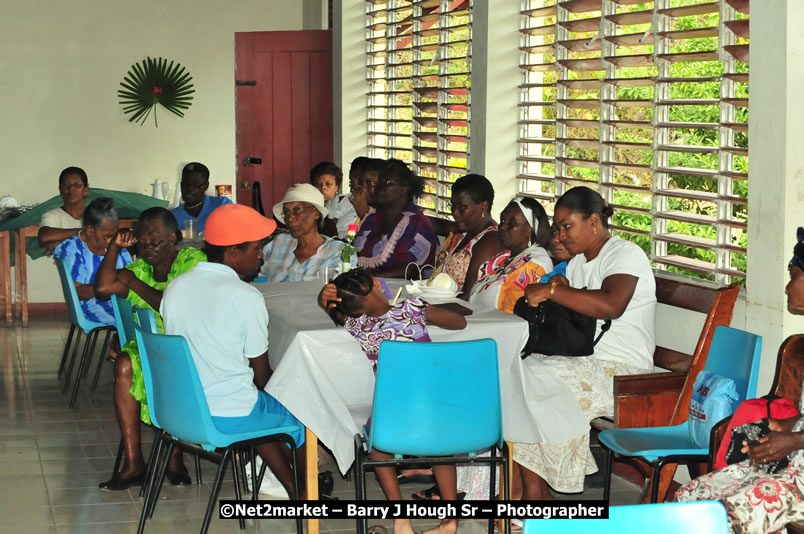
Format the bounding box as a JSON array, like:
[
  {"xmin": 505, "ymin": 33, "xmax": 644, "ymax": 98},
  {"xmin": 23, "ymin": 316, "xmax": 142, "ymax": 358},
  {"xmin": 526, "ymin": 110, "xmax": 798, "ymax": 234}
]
[{"xmin": 260, "ymin": 233, "xmax": 345, "ymax": 282}]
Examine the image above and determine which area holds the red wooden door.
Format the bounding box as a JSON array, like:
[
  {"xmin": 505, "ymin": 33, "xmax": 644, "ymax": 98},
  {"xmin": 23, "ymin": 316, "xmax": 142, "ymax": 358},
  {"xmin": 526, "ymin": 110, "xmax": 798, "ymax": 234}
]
[{"xmin": 235, "ymin": 31, "xmax": 333, "ymax": 212}]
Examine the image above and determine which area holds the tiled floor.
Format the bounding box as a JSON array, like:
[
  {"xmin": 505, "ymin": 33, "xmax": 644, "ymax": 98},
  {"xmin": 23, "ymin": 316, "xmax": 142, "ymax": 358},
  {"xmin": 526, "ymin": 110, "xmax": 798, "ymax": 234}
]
[{"xmin": 0, "ymin": 316, "xmax": 640, "ymax": 533}]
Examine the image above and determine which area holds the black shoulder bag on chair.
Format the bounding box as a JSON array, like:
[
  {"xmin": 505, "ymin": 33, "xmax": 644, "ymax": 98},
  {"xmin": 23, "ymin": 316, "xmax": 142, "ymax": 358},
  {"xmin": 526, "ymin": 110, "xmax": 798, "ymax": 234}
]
[{"xmin": 513, "ymin": 293, "xmax": 611, "ymax": 358}]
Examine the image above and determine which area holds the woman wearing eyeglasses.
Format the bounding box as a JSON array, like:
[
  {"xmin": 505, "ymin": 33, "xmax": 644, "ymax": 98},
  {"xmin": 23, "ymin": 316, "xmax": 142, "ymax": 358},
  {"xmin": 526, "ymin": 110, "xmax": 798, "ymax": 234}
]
[
  {"xmin": 259, "ymin": 184, "xmax": 345, "ymax": 282},
  {"xmin": 353, "ymin": 159, "xmax": 439, "ymax": 278},
  {"xmin": 38, "ymin": 166, "xmax": 90, "ymax": 254}
]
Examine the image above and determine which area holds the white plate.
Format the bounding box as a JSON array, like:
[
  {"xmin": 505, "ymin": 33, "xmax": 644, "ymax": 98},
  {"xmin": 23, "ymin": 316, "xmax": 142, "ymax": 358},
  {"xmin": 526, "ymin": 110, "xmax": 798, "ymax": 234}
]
[{"xmin": 416, "ymin": 286, "xmax": 460, "ymax": 300}]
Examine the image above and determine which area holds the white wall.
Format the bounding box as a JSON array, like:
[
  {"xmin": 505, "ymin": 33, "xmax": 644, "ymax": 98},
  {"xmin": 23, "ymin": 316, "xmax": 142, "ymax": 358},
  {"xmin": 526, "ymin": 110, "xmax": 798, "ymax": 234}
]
[
  {"xmin": 743, "ymin": 0, "xmax": 804, "ymax": 392},
  {"xmin": 1, "ymin": 0, "xmax": 304, "ymax": 302}
]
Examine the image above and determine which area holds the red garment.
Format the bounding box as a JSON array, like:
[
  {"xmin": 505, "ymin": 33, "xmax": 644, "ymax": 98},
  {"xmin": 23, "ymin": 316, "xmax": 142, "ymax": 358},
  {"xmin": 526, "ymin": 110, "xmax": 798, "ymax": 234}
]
[{"xmin": 714, "ymin": 396, "xmax": 800, "ymax": 470}]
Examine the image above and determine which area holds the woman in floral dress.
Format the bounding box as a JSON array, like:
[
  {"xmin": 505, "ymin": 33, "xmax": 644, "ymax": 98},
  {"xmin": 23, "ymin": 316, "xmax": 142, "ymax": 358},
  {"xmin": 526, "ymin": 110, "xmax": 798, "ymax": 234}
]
[{"xmin": 676, "ymin": 229, "xmax": 804, "ymax": 534}]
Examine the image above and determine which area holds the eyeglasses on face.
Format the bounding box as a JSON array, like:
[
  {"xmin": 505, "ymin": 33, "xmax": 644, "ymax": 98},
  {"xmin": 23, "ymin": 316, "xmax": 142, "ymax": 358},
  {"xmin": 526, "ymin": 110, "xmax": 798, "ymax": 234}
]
[
  {"xmin": 377, "ymin": 179, "xmax": 401, "ymax": 188},
  {"xmin": 60, "ymin": 183, "xmax": 86, "ymax": 190},
  {"xmin": 282, "ymin": 205, "xmax": 312, "ymax": 219}
]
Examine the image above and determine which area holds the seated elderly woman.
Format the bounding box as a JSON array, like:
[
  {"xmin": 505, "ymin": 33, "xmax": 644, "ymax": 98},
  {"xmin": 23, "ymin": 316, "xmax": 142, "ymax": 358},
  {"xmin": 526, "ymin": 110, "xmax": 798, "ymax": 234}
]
[
  {"xmin": 354, "ymin": 159, "xmax": 439, "ymax": 278},
  {"xmin": 39, "ymin": 166, "xmax": 90, "ymax": 254},
  {"xmin": 94, "ymin": 208, "xmax": 206, "ymax": 490},
  {"xmin": 170, "ymin": 162, "xmax": 232, "ymax": 234},
  {"xmin": 52, "ymin": 197, "xmax": 132, "ymax": 325},
  {"xmin": 675, "ymin": 231, "xmax": 804, "ymax": 534},
  {"xmin": 434, "ymin": 174, "xmax": 502, "ymax": 298},
  {"xmin": 260, "ymin": 183, "xmax": 345, "ymax": 281},
  {"xmin": 513, "ymin": 186, "xmax": 656, "ymax": 502},
  {"xmin": 468, "ymin": 196, "xmax": 553, "ymax": 313}
]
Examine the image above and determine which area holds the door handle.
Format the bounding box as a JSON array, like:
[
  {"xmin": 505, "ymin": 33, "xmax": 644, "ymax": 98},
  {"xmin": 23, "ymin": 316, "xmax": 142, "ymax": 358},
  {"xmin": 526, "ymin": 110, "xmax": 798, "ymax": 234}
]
[{"xmin": 242, "ymin": 157, "xmax": 262, "ymax": 166}]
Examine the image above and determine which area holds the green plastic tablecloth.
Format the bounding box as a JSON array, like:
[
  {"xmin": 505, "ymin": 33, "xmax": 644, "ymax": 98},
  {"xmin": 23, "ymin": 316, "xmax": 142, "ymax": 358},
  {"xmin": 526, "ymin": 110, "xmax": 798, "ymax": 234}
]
[{"xmin": 0, "ymin": 189, "xmax": 168, "ymax": 264}]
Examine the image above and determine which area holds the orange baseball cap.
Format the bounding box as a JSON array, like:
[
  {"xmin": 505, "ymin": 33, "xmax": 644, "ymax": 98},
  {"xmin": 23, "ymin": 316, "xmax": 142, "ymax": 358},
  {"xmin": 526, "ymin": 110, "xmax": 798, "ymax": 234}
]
[{"xmin": 204, "ymin": 204, "xmax": 277, "ymax": 246}]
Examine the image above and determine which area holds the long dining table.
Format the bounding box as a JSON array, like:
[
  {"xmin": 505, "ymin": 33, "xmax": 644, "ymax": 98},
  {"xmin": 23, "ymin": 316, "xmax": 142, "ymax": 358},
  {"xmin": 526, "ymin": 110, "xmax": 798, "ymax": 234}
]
[{"xmin": 258, "ymin": 280, "xmax": 534, "ymax": 533}]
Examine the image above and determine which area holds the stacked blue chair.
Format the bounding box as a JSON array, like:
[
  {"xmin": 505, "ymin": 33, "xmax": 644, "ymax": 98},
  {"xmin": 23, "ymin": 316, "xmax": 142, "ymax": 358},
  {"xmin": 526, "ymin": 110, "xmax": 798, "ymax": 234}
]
[
  {"xmin": 354, "ymin": 339, "xmax": 508, "ymax": 534},
  {"xmin": 522, "ymin": 501, "xmax": 729, "ymax": 534},
  {"xmin": 132, "ymin": 309, "xmax": 303, "ymax": 534},
  {"xmin": 599, "ymin": 326, "xmax": 762, "ymax": 503},
  {"xmin": 54, "ymin": 257, "xmax": 116, "ymax": 407}
]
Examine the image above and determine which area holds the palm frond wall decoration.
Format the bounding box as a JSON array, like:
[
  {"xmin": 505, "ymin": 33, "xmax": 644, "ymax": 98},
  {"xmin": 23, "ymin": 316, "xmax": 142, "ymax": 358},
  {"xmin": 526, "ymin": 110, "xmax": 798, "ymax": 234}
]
[{"xmin": 118, "ymin": 57, "xmax": 194, "ymax": 127}]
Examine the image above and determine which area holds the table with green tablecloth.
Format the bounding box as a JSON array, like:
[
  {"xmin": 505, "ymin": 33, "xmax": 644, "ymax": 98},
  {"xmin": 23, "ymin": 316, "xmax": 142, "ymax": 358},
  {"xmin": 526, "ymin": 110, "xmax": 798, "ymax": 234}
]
[{"xmin": 0, "ymin": 189, "xmax": 167, "ymax": 324}]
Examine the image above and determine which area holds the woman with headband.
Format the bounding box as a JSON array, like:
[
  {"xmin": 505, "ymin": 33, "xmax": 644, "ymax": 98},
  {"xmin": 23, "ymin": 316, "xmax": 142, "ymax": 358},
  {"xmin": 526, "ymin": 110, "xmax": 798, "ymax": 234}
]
[
  {"xmin": 468, "ymin": 197, "xmax": 553, "ymax": 313},
  {"xmin": 510, "ymin": 186, "xmax": 656, "ymax": 505}
]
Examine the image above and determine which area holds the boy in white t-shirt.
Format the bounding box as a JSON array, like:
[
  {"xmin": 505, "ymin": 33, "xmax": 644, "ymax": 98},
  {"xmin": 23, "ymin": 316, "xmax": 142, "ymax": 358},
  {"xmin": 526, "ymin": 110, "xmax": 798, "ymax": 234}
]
[{"xmin": 161, "ymin": 203, "xmax": 306, "ymax": 499}]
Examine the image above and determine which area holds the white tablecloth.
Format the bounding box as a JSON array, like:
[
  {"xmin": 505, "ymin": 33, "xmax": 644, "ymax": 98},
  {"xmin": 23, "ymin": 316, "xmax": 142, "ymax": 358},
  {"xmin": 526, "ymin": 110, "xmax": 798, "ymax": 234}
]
[{"xmin": 259, "ymin": 280, "xmax": 545, "ymax": 475}]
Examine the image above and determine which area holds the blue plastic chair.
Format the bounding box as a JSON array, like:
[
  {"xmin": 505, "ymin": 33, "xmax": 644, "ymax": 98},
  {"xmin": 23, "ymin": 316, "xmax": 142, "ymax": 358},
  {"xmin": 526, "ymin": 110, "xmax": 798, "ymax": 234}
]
[
  {"xmin": 599, "ymin": 326, "xmax": 762, "ymax": 503},
  {"xmin": 522, "ymin": 501, "xmax": 729, "ymax": 534},
  {"xmin": 132, "ymin": 311, "xmax": 303, "ymax": 534},
  {"xmin": 354, "ymin": 339, "xmax": 508, "ymax": 534},
  {"xmin": 54, "ymin": 257, "xmax": 116, "ymax": 407}
]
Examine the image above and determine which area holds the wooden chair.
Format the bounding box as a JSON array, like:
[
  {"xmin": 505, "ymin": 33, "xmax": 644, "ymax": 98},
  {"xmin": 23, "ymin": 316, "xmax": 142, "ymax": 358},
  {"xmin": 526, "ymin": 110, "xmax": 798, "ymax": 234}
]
[
  {"xmin": 707, "ymin": 334, "xmax": 804, "ymax": 534},
  {"xmin": 591, "ymin": 277, "xmax": 741, "ymax": 502}
]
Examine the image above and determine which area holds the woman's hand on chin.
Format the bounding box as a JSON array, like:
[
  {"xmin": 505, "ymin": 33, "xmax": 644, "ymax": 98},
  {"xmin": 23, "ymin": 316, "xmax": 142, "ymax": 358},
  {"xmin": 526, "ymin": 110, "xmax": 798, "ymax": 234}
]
[
  {"xmin": 114, "ymin": 230, "xmax": 137, "ymax": 249},
  {"xmin": 318, "ymin": 283, "xmax": 340, "ymax": 310}
]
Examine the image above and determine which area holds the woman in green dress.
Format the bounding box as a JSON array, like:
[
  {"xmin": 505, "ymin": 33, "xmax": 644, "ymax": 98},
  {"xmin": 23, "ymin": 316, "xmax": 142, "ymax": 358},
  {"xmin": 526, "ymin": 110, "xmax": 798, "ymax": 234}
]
[{"xmin": 94, "ymin": 207, "xmax": 206, "ymax": 490}]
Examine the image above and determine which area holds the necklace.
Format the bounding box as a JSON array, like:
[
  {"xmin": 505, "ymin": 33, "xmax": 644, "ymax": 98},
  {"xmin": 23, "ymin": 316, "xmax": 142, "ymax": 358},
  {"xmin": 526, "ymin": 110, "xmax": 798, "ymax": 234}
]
[{"xmin": 185, "ymin": 199, "xmax": 204, "ymax": 210}]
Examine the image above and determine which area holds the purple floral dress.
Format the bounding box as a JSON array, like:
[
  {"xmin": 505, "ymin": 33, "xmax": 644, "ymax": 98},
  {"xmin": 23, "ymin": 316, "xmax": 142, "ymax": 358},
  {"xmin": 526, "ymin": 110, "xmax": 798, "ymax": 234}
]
[{"xmin": 344, "ymin": 297, "xmax": 431, "ymax": 365}]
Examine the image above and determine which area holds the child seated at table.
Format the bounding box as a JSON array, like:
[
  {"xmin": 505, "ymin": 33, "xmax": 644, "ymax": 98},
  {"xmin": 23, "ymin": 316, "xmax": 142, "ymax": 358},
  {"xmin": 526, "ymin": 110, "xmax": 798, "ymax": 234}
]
[
  {"xmin": 325, "ymin": 268, "xmax": 466, "ymax": 367},
  {"xmin": 319, "ymin": 267, "xmax": 466, "ymax": 534}
]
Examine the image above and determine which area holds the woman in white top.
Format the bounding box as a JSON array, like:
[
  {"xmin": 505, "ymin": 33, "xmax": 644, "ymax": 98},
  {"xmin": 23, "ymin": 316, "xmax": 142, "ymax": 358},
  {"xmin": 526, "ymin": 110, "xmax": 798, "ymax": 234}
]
[
  {"xmin": 38, "ymin": 166, "xmax": 89, "ymax": 254},
  {"xmin": 514, "ymin": 186, "xmax": 656, "ymax": 501}
]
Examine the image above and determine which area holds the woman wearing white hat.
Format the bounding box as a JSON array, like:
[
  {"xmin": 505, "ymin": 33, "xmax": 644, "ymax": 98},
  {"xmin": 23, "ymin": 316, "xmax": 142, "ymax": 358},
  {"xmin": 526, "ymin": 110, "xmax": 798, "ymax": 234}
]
[{"xmin": 260, "ymin": 183, "xmax": 345, "ymax": 282}]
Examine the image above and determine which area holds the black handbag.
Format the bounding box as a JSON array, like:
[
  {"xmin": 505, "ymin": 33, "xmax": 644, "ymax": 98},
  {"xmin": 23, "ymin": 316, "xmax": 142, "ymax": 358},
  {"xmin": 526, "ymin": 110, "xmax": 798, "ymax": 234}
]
[{"xmin": 513, "ymin": 294, "xmax": 611, "ymax": 357}]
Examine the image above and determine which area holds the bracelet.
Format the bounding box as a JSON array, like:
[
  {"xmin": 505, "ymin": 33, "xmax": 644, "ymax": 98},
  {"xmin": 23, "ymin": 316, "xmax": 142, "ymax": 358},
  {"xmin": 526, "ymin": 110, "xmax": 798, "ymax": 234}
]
[{"xmin": 549, "ymin": 281, "xmax": 558, "ymax": 297}]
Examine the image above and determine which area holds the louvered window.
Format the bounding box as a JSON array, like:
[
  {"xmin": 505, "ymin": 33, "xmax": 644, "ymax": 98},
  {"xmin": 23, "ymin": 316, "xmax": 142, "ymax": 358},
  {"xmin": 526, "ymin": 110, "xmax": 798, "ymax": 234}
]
[
  {"xmin": 366, "ymin": 0, "xmax": 472, "ymax": 218},
  {"xmin": 518, "ymin": 0, "xmax": 749, "ymax": 286}
]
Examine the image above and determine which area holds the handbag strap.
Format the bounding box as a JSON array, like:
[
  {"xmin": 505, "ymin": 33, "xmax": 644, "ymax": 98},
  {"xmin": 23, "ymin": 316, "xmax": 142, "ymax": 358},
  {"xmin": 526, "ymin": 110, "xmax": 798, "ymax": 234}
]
[{"xmin": 592, "ymin": 320, "xmax": 612, "ymax": 347}]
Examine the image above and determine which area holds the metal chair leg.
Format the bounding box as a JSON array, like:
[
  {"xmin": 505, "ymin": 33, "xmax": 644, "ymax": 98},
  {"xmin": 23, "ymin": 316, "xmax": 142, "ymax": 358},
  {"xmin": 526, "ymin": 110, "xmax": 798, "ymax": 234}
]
[
  {"xmin": 137, "ymin": 431, "xmax": 165, "ymax": 534},
  {"xmin": 650, "ymin": 460, "xmax": 668, "ymax": 504},
  {"xmin": 69, "ymin": 330, "xmax": 97, "ymax": 406},
  {"xmin": 90, "ymin": 329, "xmax": 112, "ymax": 391},
  {"xmin": 61, "ymin": 329, "xmax": 83, "ymax": 392},
  {"xmin": 603, "ymin": 448, "xmax": 613, "ymax": 502},
  {"xmin": 140, "ymin": 429, "xmax": 162, "ymax": 498},
  {"xmin": 488, "ymin": 449, "xmax": 497, "ymax": 534},
  {"xmin": 58, "ymin": 324, "xmax": 76, "ymax": 377},
  {"xmin": 231, "ymin": 450, "xmax": 246, "ymax": 530},
  {"xmin": 112, "ymin": 438, "xmax": 124, "ymax": 478},
  {"xmin": 201, "ymin": 449, "xmax": 233, "ymax": 534},
  {"xmin": 195, "ymin": 454, "xmax": 202, "ymax": 485},
  {"xmin": 250, "ymin": 446, "xmax": 259, "ymax": 499},
  {"xmin": 288, "ymin": 439, "xmax": 302, "ymax": 534},
  {"xmin": 147, "ymin": 439, "xmax": 173, "ymax": 519}
]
